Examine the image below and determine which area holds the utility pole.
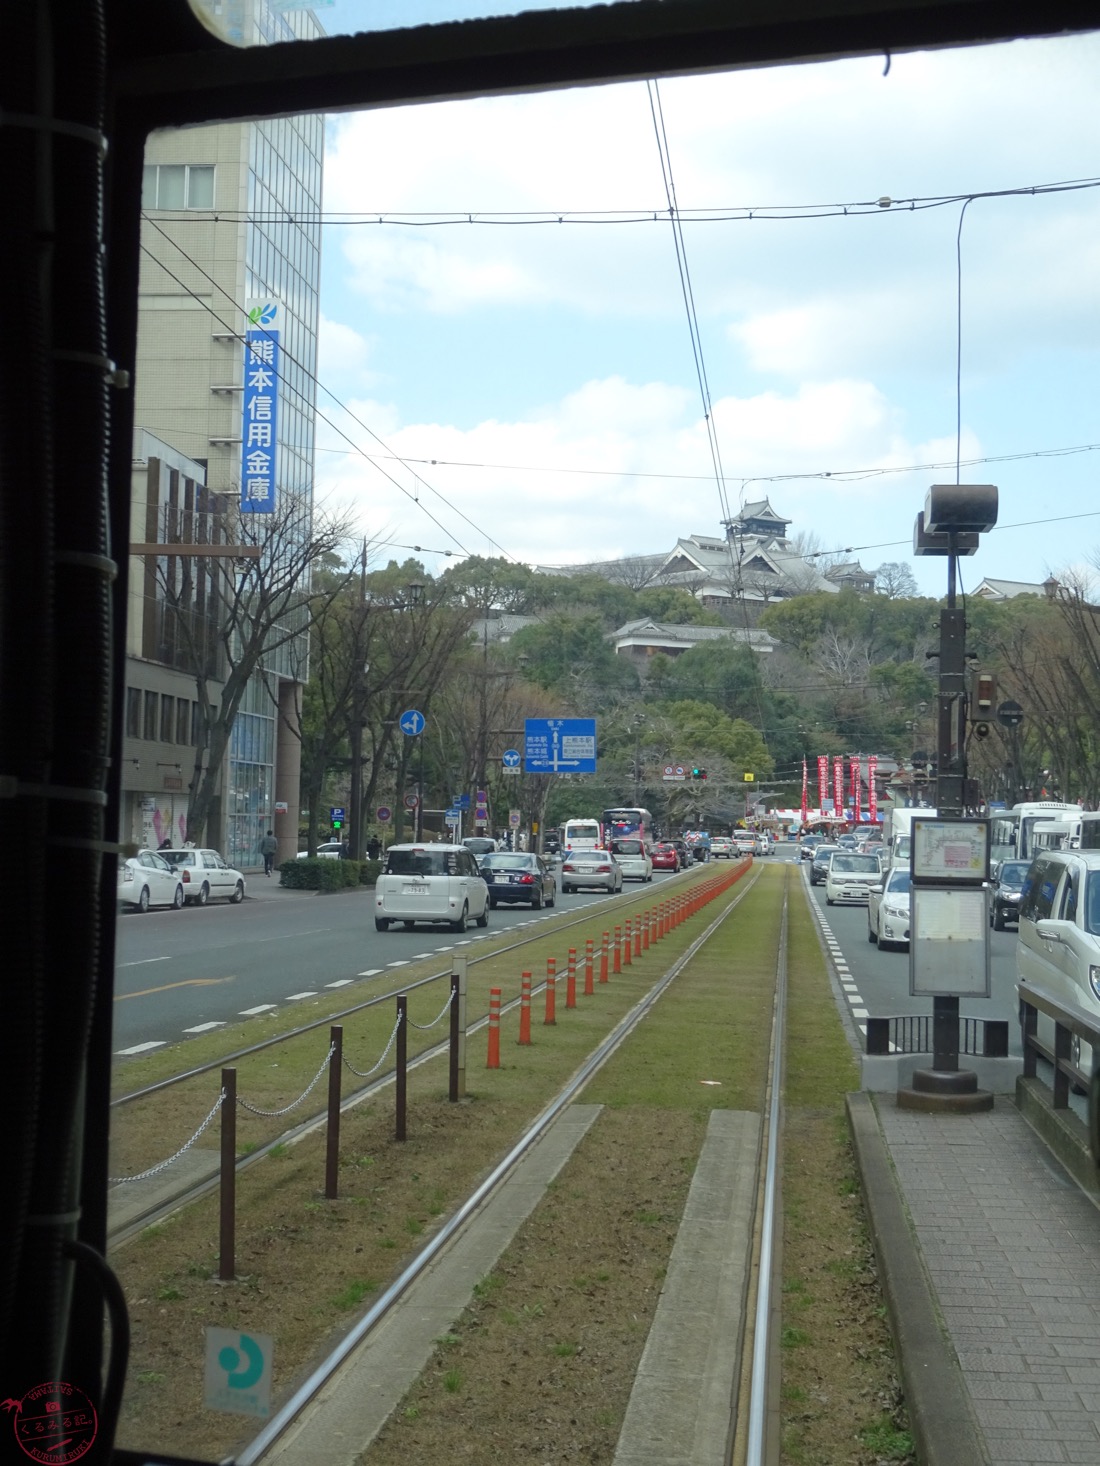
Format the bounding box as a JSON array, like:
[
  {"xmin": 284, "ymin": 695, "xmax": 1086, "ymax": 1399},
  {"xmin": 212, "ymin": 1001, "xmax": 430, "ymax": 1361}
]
[{"xmin": 347, "ymin": 539, "xmax": 368, "ymax": 862}]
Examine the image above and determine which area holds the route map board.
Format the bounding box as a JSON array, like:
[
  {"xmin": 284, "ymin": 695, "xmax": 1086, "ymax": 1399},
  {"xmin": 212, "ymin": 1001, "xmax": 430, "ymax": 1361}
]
[
  {"xmin": 524, "ymin": 718, "xmax": 597, "ymax": 774},
  {"xmin": 912, "ymin": 818, "xmax": 989, "ymax": 882}
]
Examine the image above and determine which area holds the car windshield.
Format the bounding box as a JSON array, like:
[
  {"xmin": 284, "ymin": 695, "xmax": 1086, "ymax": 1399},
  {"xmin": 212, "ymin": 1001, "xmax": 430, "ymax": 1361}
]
[
  {"xmin": 999, "ymin": 862, "xmax": 1030, "ymax": 888},
  {"xmin": 886, "ymin": 869, "xmax": 912, "ymax": 893},
  {"xmin": 483, "ymin": 855, "xmax": 535, "ymax": 870},
  {"xmin": 611, "ymin": 840, "xmax": 643, "ymax": 855},
  {"xmin": 386, "ymin": 849, "xmax": 452, "ymax": 877},
  {"xmin": 813, "ymin": 847, "xmax": 837, "ymax": 862},
  {"xmin": 832, "ymin": 854, "xmax": 880, "ymax": 873}
]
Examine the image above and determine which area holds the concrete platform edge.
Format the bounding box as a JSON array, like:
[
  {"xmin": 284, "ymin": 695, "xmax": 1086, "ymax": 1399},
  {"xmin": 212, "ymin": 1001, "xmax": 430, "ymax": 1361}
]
[
  {"xmin": 1014, "ymin": 1074, "xmax": 1100, "ymax": 1199},
  {"xmin": 846, "ymin": 1092, "xmax": 991, "ymax": 1466}
]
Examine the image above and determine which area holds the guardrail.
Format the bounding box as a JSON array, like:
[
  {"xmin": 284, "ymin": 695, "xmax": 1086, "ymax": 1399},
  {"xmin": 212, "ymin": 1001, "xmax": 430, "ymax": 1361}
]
[{"xmin": 1016, "ymin": 981, "xmax": 1100, "ymax": 1180}]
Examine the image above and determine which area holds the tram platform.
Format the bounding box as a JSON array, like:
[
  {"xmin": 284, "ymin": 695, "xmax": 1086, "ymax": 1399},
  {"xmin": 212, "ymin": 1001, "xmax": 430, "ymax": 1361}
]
[{"xmin": 852, "ymin": 1091, "xmax": 1100, "ymax": 1466}]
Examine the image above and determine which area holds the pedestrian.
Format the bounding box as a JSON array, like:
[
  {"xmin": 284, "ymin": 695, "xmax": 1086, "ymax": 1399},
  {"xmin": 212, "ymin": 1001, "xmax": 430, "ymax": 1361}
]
[
  {"xmin": 260, "ymin": 829, "xmax": 278, "ymax": 877},
  {"xmin": 367, "ymin": 835, "xmax": 381, "ymax": 861},
  {"xmin": 158, "ymin": 837, "xmax": 172, "ymax": 851}
]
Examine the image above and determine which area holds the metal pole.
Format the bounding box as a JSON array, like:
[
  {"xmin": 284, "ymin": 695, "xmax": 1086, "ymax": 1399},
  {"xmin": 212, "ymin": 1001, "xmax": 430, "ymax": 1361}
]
[
  {"xmin": 219, "ymin": 1068, "xmax": 236, "ymax": 1281},
  {"xmin": 416, "ymin": 738, "xmax": 424, "ymax": 842},
  {"xmin": 449, "ymin": 968, "xmax": 460, "ymax": 1101},
  {"xmin": 325, "ymin": 1026, "xmax": 343, "ymax": 1199},
  {"xmin": 395, "ymin": 995, "xmax": 407, "ymax": 1141}
]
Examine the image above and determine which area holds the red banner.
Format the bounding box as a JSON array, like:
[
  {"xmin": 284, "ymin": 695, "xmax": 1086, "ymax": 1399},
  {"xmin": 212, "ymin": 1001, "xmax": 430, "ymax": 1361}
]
[
  {"xmin": 868, "ymin": 755, "xmax": 878, "ymax": 822},
  {"xmin": 850, "ymin": 755, "xmax": 861, "ymax": 822},
  {"xmin": 817, "ymin": 755, "xmax": 828, "ymax": 812},
  {"xmin": 833, "ymin": 757, "xmax": 844, "ymax": 818},
  {"xmin": 801, "ymin": 759, "xmax": 808, "ymax": 824}
]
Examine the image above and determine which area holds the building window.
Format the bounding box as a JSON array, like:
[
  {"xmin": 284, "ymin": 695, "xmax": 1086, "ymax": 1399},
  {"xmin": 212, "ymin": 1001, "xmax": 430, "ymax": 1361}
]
[
  {"xmin": 125, "ymin": 687, "xmax": 141, "ymax": 738},
  {"xmin": 177, "ymin": 698, "xmax": 191, "ymax": 746},
  {"xmin": 160, "ymin": 694, "xmax": 174, "ymax": 743},
  {"xmin": 191, "ymin": 702, "xmax": 203, "ymax": 747},
  {"xmin": 142, "ymin": 163, "xmax": 215, "ymax": 210},
  {"xmin": 143, "ymin": 691, "xmax": 158, "ymax": 741}
]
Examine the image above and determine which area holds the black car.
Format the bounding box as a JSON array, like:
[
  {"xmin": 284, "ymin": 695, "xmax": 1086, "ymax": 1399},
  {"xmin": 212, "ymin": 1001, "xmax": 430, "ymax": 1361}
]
[
  {"xmin": 810, "ymin": 844, "xmax": 840, "ymax": 885},
  {"xmin": 989, "ymin": 859, "xmax": 1030, "ymax": 930},
  {"xmin": 480, "ymin": 852, "xmax": 557, "ymax": 909}
]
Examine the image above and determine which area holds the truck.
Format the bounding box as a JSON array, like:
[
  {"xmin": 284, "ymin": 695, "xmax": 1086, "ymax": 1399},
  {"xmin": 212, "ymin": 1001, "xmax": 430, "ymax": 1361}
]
[{"xmin": 880, "ymin": 805, "xmax": 937, "ymax": 870}]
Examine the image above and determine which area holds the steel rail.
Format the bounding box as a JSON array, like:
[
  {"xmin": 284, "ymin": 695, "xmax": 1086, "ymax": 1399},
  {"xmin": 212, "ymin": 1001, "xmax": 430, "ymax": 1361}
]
[
  {"xmin": 235, "ymin": 866, "xmax": 762, "ymax": 1466},
  {"xmin": 113, "ymin": 868, "xmax": 701, "ymax": 1107}
]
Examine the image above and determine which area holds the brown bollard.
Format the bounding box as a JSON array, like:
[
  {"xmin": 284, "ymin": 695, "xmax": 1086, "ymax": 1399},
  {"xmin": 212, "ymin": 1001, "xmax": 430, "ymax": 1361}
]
[
  {"xmin": 219, "ymin": 1067, "xmax": 237, "ymax": 1281},
  {"xmin": 325, "ymin": 1024, "xmax": 343, "ymax": 1200},
  {"xmin": 545, "ymin": 957, "xmax": 557, "ymax": 1025},
  {"xmin": 518, "ymin": 971, "xmax": 532, "ymax": 1045},
  {"xmin": 613, "ymin": 925, "xmax": 622, "ymax": 974},
  {"xmin": 642, "ymin": 909, "xmax": 651, "ymax": 951},
  {"xmin": 396, "ymin": 994, "xmax": 408, "ymax": 1142},
  {"xmin": 634, "ymin": 914, "xmax": 643, "ymax": 958},
  {"xmin": 487, "ymin": 988, "xmax": 501, "ymax": 1068},
  {"xmin": 623, "ymin": 917, "xmax": 633, "ymax": 967},
  {"xmin": 584, "ymin": 938, "xmax": 594, "ymax": 996},
  {"xmin": 566, "ymin": 950, "xmax": 577, "ymax": 1008},
  {"xmin": 600, "ymin": 932, "xmax": 609, "ymax": 984}
]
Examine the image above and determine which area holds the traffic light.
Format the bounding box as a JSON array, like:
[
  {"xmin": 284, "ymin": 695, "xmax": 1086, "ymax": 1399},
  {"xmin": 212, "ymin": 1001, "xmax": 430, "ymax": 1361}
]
[
  {"xmin": 691, "ymin": 767, "xmax": 700, "ymax": 780},
  {"xmin": 971, "ymin": 671, "xmax": 996, "ymax": 738},
  {"xmin": 691, "ymin": 767, "xmax": 707, "ymax": 781}
]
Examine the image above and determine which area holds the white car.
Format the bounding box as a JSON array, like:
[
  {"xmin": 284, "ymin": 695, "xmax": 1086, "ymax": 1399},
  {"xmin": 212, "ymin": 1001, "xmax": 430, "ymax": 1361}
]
[
  {"xmin": 158, "ymin": 848, "xmax": 247, "ymax": 905},
  {"xmin": 375, "ymin": 843, "xmax": 489, "ymax": 932},
  {"xmin": 824, "ymin": 851, "xmax": 882, "ymax": 906},
  {"xmin": 709, "ymin": 837, "xmax": 734, "ymax": 859},
  {"xmin": 296, "ymin": 840, "xmax": 345, "ymax": 859},
  {"xmin": 867, "ymin": 865, "xmax": 912, "ymax": 950},
  {"xmin": 1017, "ymin": 850, "xmax": 1100, "ymax": 1080},
  {"xmin": 610, "ymin": 839, "xmax": 653, "ymax": 882},
  {"xmin": 118, "ymin": 850, "xmax": 185, "ymax": 913}
]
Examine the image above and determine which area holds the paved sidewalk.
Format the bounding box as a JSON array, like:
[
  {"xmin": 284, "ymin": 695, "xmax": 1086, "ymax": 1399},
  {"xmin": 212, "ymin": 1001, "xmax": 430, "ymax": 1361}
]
[{"xmin": 853, "ymin": 1093, "xmax": 1100, "ymax": 1466}]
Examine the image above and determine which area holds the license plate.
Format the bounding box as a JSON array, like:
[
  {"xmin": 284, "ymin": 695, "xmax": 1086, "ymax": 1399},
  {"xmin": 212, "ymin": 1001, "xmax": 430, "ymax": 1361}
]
[
  {"xmin": 577, "ymin": 866, "xmax": 596, "ymax": 873},
  {"xmin": 402, "ymin": 883, "xmax": 430, "ymax": 895}
]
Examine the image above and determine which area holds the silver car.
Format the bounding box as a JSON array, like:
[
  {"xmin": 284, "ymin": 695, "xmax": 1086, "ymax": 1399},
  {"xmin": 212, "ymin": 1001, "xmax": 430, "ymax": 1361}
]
[
  {"xmin": 867, "ymin": 865, "xmax": 912, "ymax": 950},
  {"xmin": 560, "ymin": 849, "xmax": 623, "ymax": 895}
]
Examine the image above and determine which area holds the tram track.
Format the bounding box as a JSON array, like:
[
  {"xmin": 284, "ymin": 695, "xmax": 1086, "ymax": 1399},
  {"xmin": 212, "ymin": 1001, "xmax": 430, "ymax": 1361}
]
[{"xmin": 110, "ymin": 862, "xmax": 809, "ymax": 1466}]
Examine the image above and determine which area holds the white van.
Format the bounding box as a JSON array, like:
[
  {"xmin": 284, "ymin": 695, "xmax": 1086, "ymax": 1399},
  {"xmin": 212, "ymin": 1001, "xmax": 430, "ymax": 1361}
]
[
  {"xmin": 374, "ymin": 843, "xmax": 489, "ymax": 933},
  {"xmin": 1017, "ymin": 850, "xmax": 1100, "ymax": 1080}
]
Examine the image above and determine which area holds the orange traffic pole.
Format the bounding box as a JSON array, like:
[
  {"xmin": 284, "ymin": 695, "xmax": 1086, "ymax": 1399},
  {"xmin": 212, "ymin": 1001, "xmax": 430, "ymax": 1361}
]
[
  {"xmin": 487, "ymin": 988, "xmax": 501, "ymax": 1068},
  {"xmin": 518, "ymin": 971, "xmax": 532, "ymax": 1045},
  {"xmin": 600, "ymin": 932, "xmax": 609, "ymax": 984},
  {"xmin": 584, "ymin": 938, "xmax": 594, "ymax": 996},
  {"xmin": 623, "ymin": 917, "xmax": 633, "ymax": 967},
  {"xmin": 613, "ymin": 925, "xmax": 622, "ymax": 974}
]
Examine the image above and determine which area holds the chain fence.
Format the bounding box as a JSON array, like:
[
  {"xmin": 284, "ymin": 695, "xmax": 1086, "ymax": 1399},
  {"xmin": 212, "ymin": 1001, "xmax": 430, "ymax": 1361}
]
[
  {"xmin": 343, "ymin": 1012, "xmax": 403, "ymax": 1079},
  {"xmin": 237, "ymin": 1042, "xmax": 337, "ymax": 1117},
  {"xmin": 109, "ymin": 1089, "xmax": 226, "ymax": 1184}
]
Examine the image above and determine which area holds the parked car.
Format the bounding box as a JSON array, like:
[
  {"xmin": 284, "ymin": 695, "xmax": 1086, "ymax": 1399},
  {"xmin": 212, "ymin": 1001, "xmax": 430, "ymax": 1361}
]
[
  {"xmin": 1017, "ymin": 850, "xmax": 1100, "ymax": 1083},
  {"xmin": 374, "ymin": 843, "xmax": 489, "ymax": 932},
  {"xmin": 867, "ymin": 865, "xmax": 912, "ymax": 950},
  {"xmin": 989, "ymin": 859, "xmax": 1030, "ymax": 930},
  {"xmin": 296, "ymin": 840, "xmax": 345, "ymax": 860},
  {"xmin": 560, "ymin": 849, "xmax": 623, "ymax": 895},
  {"xmin": 824, "ymin": 851, "xmax": 882, "ymax": 905},
  {"xmin": 709, "ymin": 836, "xmax": 734, "ymax": 859},
  {"xmin": 610, "ymin": 838, "xmax": 653, "ymax": 882},
  {"xmin": 118, "ymin": 850, "xmax": 185, "ymax": 912},
  {"xmin": 809, "ymin": 844, "xmax": 840, "ymax": 885},
  {"xmin": 480, "ymin": 852, "xmax": 556, "ymax": 909},
  {"xmin": 651, "ymin": 842, "xmax": 681, "ymax": 872},
  {"xmin": 158, "ymin": 848, "xmax": 246, "ymax": 905}
]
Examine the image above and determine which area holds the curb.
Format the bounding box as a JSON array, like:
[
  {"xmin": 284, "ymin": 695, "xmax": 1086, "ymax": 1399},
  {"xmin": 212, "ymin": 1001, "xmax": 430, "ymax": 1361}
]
[{"xmin": 846, "ymin": 1091, "xmax": 991, "ymax": 1466}]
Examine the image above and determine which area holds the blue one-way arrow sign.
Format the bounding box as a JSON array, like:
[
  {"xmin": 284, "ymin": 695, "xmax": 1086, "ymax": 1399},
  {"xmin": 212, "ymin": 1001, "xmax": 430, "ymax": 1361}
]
[{"xmin": 399, "ymin": 708, "xmax": 425, "ymax": 736}]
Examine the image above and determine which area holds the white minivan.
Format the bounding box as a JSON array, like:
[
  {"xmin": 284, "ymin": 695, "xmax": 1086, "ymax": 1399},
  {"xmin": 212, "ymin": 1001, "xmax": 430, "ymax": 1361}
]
[
  {"xmin": 375, "ymin": 843, "xmax": 489, "ymax": 933},
  {"xmin": 1016, "ymin": 850, "xmax": 1100, "ymax": 1079}
]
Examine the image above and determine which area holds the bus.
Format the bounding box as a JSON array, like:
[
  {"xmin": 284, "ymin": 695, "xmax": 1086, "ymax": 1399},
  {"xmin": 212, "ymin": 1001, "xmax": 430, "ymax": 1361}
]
[
  {"xmin": 602, "ymin": 807, "xmax": 655, "ymax": 849},
  {"xmin": 989, "ymin": 801, "xmax": 1081, "ymax": 866},
  {"xmin": 562, "ymin": 817, "xmax": 604, "ymax": 852}
]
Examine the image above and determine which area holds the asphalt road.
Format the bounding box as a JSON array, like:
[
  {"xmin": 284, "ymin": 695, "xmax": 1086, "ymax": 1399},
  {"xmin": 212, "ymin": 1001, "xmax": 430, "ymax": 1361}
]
[{"xmin": 112, "ymin": 869, "xmax": 684, "ymax": 1057}]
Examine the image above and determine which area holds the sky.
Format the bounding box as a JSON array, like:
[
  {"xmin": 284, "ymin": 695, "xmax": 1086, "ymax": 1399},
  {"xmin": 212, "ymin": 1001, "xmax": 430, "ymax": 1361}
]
[{"xmin": 298, "ymin": 5, "xmax": 1100, "ymax": 596}]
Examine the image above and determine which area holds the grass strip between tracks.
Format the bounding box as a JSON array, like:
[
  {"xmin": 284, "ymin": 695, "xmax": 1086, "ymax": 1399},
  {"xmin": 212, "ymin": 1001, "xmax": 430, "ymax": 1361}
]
[
  {"xmin": 112, "ymin": 862, "xmax": 766, "ymax": 1461},
  {"xmin": 780, "ymin": 886, "xmax": 915, "ymax": 1465}
]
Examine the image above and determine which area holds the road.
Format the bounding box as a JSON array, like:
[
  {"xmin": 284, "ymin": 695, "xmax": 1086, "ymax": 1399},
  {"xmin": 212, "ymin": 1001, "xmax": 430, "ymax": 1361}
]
[{"xmin": 112, "ymin": 869, "xmax": 684, "ymax": 1057}]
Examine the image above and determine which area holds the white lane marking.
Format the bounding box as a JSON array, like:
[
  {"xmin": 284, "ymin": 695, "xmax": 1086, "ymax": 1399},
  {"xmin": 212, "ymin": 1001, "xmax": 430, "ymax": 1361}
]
[
  {"xmin": 387, "ymin": 960, "xmax": 410, "ymax": 968},
  {"xmin": 327, "ymin": 979, "xmax": 354, "ymax": 988},
  {"xmin": 851, "ymin": 1006, "xmax": 869, "ymax": 1018},
  {"xmin": 116, "ymin": 1041, "xmax": 166, "ymax": 1055},
  {"xmin": 286, "ymin": 991, "xmax": 318, "ymax": 1000},
  {"xmin": 117, "ymin": 956, "xmax": 170, "ymax": 968},
  {"xmin": 239, "ymin": 1004, "xmax": 277, "ymax": 1016},
  {"xmin": 358, "ymin": 968, "xmax": 383, "ymax": 977},
  {"xmin": 411, "ymin": 953, "xmax": 433, "ymax": 960},
  {"xmin": 183, "ymin": 1021, "xmax": 224, "ymax": 1034},
  {"xmin": 435, "ymin": 946, "xmax": 454, "ymax": 953}
]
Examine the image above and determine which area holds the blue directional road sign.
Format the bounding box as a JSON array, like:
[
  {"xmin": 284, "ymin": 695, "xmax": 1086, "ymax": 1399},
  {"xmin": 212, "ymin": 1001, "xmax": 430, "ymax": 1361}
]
[
  {"xmin": 524, "ymin": 718, "xmax": 597, "ymax": 774},
  {"xmin": 399, "ymin": 708, "xmax": 425, "ymax": 736},
  {"xmin": 451, "ymin": 793, "xmax": 471, "ymax": 810},
  {"xmin": 502, "ymin": 749, "xmax": 521, "ymax": 768}
]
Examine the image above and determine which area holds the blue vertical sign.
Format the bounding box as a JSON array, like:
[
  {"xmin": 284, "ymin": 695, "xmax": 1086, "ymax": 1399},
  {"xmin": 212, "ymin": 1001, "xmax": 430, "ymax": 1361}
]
[{"xmin": 241, "ymin": 308, "xmax": 279, "ymax": 514}]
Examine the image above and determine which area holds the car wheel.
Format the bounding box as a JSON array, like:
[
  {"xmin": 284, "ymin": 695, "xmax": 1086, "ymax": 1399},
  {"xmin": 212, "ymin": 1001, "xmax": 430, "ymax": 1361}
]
[
  {"xmin": 868, "ymin": 921, "xmax": 877, "ymax": 944},
  {"xmin": 532, "ymin": 889, "xmax": 543, "ymax": 909},
  {"xmin": 562, "ymin": 884, "xmax": 573, "ymax": 894},
  {"xmin": 231, "ymin": 880, "xmax": 244, "ymax": 904},
  {"xmin": 826, "ymin": 897, "xmax": 834, "ymax": 906},
  {"xmin": 548, "ymin": 887, "xmax": 556, "ymax": 907},
  {"xmin": 403, "ymin": 920, "xmax": 416, "ymax": 930},
  {"xmin": 375, "ymin": 918, "xmax": 390, "ymax": 931},
  {"xmin": 137, "ymin": 885, "xmax": 151, "ymax": 914},
  {"xmin": 451, "ymin": 905, "xmax": 468, "ymax": 934},
  {"xmin": 475, "ymin": 904, "xmax": 489, "ymax": 928},
  {"xmin": 196, "ymin": 882, "xmax": 210, "ymax": 907},
  {"xmin": 488, "ymin": 897, "xmax": 497, "ymax": 909},
  {"xmin": 992, "ymin": 908, "xmax": 1005, "ymax": 931},
  {"xmin": 172, "ymin": 884, "xmax": 184, "ymax": 910}
]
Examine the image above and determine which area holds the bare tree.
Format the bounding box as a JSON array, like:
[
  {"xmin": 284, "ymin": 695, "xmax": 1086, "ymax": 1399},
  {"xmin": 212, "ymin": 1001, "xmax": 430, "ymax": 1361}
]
[
  {"xmin": 875, "ymin": 561, "xmax": 919, "ymax": 599},
  {"xmin": 602, "ymin": 554, "xmax": 664, "ymax": 591},
  {"xmin": 155, "ymin": 494, "xmax": 355, "ymax": 844}
]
